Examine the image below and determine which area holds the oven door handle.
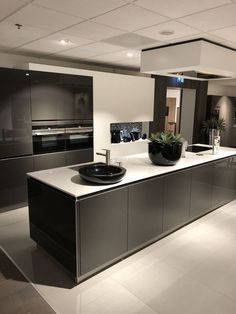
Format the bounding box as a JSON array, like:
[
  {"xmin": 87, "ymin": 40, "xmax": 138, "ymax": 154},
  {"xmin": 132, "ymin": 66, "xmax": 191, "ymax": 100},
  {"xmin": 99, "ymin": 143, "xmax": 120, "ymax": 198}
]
[{"xmin": 66, "ymin": 128, "xmax": 93, "ymax": 134}]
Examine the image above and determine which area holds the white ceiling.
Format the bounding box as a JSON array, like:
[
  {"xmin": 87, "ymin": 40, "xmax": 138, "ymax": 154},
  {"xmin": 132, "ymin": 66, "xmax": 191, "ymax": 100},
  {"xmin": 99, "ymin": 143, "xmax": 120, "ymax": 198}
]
[{"xmin": 2, "ymin": 0, "xmax": 236, "ymax": 71}]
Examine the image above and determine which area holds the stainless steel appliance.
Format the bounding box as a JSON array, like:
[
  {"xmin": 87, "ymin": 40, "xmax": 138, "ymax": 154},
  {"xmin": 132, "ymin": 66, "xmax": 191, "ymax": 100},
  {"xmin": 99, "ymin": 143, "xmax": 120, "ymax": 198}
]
[{"xmin": 32, "ymin": 120, "xmax": 93, "ymax": 154}]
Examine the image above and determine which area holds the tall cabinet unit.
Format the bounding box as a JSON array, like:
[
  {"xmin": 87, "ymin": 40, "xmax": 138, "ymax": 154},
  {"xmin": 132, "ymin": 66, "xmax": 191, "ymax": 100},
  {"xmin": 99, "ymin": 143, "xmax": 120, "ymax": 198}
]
[
  {"xmin": 30, "ymin": 70, "xmax": 93, "ymax": 121},
  {"xmin": 0, "ymin": 68, "xmax": 32, "ymax": 159},
  {"xmin": 0, "ymin": 68, "xmax": 33, "ymax": 212}
]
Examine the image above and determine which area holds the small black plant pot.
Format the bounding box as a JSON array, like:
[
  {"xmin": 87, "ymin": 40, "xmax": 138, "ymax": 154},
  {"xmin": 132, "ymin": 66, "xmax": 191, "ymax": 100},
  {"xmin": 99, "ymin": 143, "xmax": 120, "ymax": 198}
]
[{"xmin": 148, "ymin": 142, "xmax": 183, "ymax": 166}]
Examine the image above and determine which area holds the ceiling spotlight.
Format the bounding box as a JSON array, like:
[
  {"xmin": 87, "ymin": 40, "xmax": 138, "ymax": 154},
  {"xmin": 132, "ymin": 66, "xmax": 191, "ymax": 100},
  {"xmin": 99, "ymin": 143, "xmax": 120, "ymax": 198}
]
[
  {"xmin": 127, "ymin": 52, "xmax": 134, "ymax": 58},
  {"xmin": 159, "ymin": 30, "xmax": 174, "ymax": 36},
  {"xmin": 59, "ymin": 39, "xmax": 71, "ymax": 45}
]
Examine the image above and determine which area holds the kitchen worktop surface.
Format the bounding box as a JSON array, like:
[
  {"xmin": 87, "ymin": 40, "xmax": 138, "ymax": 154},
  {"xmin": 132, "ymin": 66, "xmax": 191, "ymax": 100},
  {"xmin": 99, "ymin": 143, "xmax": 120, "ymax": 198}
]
[{"xmin": 27, "ymin": 146, "xmax": 236, "ymax": 199}]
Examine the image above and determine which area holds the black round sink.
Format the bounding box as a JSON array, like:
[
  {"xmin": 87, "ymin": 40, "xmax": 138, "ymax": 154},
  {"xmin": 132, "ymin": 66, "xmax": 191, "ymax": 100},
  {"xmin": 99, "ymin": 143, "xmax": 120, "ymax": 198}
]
[{"xmin": 79, "ymin": 163, "xmax": 126, "ymax": 184}]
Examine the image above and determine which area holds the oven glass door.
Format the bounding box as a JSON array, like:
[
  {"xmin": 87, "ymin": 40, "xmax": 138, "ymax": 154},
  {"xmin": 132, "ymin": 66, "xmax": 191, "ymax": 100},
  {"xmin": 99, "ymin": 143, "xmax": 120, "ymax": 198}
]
[
  {"xmin": 66, "ymin": 132, "xmax": 93, "ymax": 150},
  {"xmin": 33, "ymin": 133, "xmax": 66, "ymax": 154}
]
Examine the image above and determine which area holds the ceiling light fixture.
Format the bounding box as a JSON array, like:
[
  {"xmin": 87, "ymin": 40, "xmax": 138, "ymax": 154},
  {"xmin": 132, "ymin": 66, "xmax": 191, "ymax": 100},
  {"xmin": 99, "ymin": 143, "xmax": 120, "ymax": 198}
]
[
  {"xmin": 127, "ymin": 52, "xmax": 134, "ymax": 58},
  {"xmin": 159, "ymin": 30, "xmax": 174, "ymax": 36},
  {"xmin": 59, "ymin": 39, "xmax": 71, "ymax": 45}
]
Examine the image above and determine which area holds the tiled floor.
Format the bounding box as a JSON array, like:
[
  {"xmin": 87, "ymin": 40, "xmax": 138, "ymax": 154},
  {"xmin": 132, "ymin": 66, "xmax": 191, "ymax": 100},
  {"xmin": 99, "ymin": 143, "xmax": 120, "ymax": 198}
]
[{"xmin": 1, "ymin": 201, "xmax": 236, "ymax": 314}]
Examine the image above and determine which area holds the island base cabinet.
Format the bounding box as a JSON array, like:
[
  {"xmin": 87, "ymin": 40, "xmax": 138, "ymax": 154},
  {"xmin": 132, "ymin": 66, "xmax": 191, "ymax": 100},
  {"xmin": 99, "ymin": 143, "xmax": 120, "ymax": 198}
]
[
  {"xmin": 78, "ymin": 187, "xmax": 128, "ymax": 276},
  {"xmin": 212, "ymin": 157, "xmax": 236, "ymax": 209},
  {"xmin": 163, "ymin": 169, "xmax": 191, "ymax": 232},
  {"xmin": 190, "ymin": 163, "xmax": 213, "ymax": 219},
  {"xmin": 28, "ymin": 179, "xmax": 77, "ymax": 277},
  {"xmin": 128, "ymin": 177, "xmax": 163, "ymax": 251}
]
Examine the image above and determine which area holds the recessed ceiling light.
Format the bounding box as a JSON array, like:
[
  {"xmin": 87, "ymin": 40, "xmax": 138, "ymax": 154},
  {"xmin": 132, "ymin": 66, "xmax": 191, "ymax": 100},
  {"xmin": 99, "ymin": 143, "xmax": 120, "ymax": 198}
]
[
  {"xmin": 59, "ymin": 39, "xmax": 71, "ymax": 45},
  {"xmin": 159, "ymin": 30, "xmax": 174, "ymax": 36},
  {"xmin": 127, "ymin": 52, "xmax": 134, "ymax": 58}
]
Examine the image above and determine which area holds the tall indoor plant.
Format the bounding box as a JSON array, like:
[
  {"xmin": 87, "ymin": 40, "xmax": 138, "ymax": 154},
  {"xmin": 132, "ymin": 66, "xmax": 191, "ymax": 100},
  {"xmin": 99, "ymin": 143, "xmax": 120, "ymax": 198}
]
[
  {"xmin": 201, "ymin": 118, "xmax": 226, "ymax": 145},
  {"xmin": 148, "ymin": 132, "xmax": 183, "ymax": 166}
]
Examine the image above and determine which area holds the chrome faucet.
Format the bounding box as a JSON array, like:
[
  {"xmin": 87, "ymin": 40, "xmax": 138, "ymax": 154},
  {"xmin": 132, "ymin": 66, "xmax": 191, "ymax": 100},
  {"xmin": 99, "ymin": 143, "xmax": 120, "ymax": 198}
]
[{"xmin": 96, "ymin": 149, "xmax": 111, "ymax": 165}]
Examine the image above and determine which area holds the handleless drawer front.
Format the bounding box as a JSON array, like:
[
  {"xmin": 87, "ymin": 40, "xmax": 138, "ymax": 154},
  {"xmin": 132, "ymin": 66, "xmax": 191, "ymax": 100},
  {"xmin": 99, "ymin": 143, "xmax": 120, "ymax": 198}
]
[
  {"xmin": 212, "ymin": 157, "xmax": 236, "ymax": 208},
  {"xmin": 128, "ymin": 177, "xmax": 163, "ymax": 250},
  {"xmin": 190, "ymin": 163, "xmax": 214, "ymax": 219},
  {"xmin": 79, "ymin": 187, "xmax": 128, "ymax": 275},
  {"xmin": 163, "ymin": 169, "xmax": 191, "ymax": 232}
]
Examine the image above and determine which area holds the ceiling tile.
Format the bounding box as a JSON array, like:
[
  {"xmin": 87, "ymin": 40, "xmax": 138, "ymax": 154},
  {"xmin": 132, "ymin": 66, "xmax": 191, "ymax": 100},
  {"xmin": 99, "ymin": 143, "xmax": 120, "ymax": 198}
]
[
  {"xmin": 14, "ymin": 32, "xmax": 92, "ymax": 54},
  {"xmin": 0, "ymin": 20, "xmax": 51, "ymax": 50},
  {"xmin": 33, "ymin": 0, "xmax": 126, "ymax": 19},
  {"xmin": 101, "ymin": 49, "xmax": 141, "ymax": 60},
  {"xmin": 55, "ymin": 47, "xmax": 101, "ymax": 59},
  {"xmin": 178, "ymin": 3, "xmax": 236, "ymax": 32},
  {"xmin": 135, "ymin": 0, "xmax": 231, "ymax": 19},
  {"xmin": 209, "ymin": 26, "xmax": 236, "ymax": 43},
  {"xmin": 80, "ymin": 42, "xmax": 124, "ymax": 54},
  {"xmin": 103, "ymin": 33, "xmax": 159, "ymax": 49},
  {"xmin": 136, "ymin": 21, "xmax": 200, "ymax": 41},
  {"xmin": 92, "ymin": 4, "xmax": 169, "ymax": 32},
  {"xmin": 0, "ymin": 0, "xmax": 31, "ymax": 21},
  {"xmin": 8, "ymin": 4, "xmax": 83, "ymax": 31},
  {"xmin": 63, "ymin": 21, "xmax": 125, "ymax": 41}
]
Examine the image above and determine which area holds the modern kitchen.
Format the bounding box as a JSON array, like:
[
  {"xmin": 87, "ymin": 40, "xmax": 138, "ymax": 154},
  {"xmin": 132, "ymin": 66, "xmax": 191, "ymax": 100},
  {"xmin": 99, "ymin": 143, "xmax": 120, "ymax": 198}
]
[{"xmin": 1, "ymin": 1, "xmax": 236, "ymax": 314}]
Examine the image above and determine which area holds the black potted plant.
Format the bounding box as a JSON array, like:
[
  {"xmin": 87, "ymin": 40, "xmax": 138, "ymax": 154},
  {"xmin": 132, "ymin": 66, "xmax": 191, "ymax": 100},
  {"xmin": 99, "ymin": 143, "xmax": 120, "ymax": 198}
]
[{"xmin": 148, "ymin": 132, "xmax": 183, "ymax": 166}]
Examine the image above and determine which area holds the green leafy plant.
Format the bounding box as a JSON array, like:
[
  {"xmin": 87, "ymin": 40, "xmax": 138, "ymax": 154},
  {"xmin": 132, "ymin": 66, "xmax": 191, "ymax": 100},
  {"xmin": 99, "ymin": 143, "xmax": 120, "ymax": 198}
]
[
  {"xmin": 149, "ymin": 132, "xmax": 182, "ymax": 145},
  {"xmin": 201, "ymin": 118, "xmax": 226, "ymax": 134}
]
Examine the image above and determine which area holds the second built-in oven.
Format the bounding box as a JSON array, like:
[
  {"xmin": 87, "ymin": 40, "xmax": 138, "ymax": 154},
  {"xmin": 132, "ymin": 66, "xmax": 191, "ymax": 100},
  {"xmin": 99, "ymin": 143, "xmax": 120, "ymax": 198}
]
[{"xmin": 32, "ymin": 120, "xmax": 93, "ymax": 154}]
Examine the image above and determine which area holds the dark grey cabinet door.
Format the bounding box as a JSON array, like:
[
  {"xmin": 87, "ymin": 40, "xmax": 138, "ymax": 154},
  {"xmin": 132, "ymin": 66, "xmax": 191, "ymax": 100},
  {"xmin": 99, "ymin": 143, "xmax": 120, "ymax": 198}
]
[
  {"xmin": 79, "ymin": 187, "xmax": 128, "ymax": 275},
  {"xmin": 65, "ymin": 148, "xmax": 93, "ymax": 166},
  {"xmin": 190, "ymin": 163, "xmax": 213, "ymax": 218},
  {"xmin": 30, "ymin": 71, "xmax": 93, "ymax": 121},
  {"xmin": 212, "ymin": 157, "xmax": 235, "ymax": 208},
  {"xmin": 163, "ymin": 169, "xmax": 191, "ymax": 232},
  {"xmin": 0, "ymin": 156, "xmax": 33, "ymax": 212},
  {"xmin": 33, "ymin": 152, "xmax": 67, "ymax": 171},
  {"xmin": 128, "ymin": 177, "xmax": 163, "ymax": 250},
  {"xmin": 0, "ymin": 68, "xmax": 32, "ymax": 158}
]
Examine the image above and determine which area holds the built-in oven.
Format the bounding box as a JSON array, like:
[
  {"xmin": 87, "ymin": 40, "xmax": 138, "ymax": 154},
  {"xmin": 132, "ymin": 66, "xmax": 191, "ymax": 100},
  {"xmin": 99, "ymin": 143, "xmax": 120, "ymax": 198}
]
[{"xmin": 32, "ymin": 120, "xmax": 93, "ymax": 154}]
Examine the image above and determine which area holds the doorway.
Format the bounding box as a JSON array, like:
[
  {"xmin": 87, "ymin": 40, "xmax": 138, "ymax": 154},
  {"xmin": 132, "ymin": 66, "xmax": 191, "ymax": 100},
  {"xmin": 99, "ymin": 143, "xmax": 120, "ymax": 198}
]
[{"xmin": 165, "ymin": 88, "xmax": 196, "ymax": 144}]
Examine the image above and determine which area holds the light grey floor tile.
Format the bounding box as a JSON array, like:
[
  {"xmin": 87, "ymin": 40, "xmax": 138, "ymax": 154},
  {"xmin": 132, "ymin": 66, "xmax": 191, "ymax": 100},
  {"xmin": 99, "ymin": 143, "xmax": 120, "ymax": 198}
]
[
  {"xmin": 148, "ymin": 276, "xmax": 236, "ymax": 314},
  {"xmin": 0, "ymin": 206, "xmax": 28, "ymax": 228},
  {"xmin": 186, "ymin": 250, "xmax": 236, "ymax": 302},
  {"xmin": 118, "ymin": 260, "xmax": 184, "ymax": 305},
  {"xmin": 80, "ymin": 279, "xmax": 157, "ymax": 314}
]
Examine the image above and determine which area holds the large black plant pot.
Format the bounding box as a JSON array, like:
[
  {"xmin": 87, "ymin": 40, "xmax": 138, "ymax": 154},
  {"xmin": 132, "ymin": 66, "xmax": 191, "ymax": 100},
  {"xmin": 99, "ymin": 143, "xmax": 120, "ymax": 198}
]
[{"xmin": 148, "ymin": 142, "xmax": 183, "ymax": 166}]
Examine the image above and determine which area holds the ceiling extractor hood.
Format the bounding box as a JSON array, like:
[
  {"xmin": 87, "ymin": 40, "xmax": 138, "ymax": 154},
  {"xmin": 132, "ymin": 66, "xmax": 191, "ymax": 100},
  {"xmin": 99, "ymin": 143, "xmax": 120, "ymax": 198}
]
[{"xmin": 141, "ymin": 39, "xmax": 236, "ymax": 80}]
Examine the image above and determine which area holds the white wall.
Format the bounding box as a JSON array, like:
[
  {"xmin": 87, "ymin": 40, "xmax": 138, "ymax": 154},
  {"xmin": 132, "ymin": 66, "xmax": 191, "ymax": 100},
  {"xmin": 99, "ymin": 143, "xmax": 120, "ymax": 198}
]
[
  {"xmin": 29, "ymin": 63, "xmax": 154, "ymax": 160},
  {"xmin": 208, "ymin": 83, "xmax": 236, "ymax": 97}
]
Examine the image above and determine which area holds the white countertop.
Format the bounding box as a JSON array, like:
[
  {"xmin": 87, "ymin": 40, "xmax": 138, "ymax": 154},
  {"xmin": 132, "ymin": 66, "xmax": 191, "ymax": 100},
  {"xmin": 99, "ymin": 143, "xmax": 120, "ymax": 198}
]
[{"xmin": 27, "ymin": 146, "xmax": 236, "ymax": 199}]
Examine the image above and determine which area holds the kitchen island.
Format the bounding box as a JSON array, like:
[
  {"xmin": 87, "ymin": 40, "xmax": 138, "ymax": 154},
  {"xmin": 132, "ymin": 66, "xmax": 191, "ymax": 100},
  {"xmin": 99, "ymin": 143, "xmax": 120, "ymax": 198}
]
[{"xmin": 27, "ymin": 147, "xmax": 236, "ymax": 283}]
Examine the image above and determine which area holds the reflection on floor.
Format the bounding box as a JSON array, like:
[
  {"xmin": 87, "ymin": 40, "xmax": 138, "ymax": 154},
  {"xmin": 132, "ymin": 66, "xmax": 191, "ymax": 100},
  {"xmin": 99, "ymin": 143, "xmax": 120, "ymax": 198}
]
[
  {"xmin": 0, "ymin": 247, "xmax": 55, "ymax": 314},
  {"xmin": 1, "ymin": 201, "xmax": 236, "ymax": 314}
]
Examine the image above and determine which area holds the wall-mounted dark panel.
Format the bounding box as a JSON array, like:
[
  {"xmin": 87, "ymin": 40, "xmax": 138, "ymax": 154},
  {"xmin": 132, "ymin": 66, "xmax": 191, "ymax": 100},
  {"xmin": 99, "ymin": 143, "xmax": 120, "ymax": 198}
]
[
  {"xmin": 0, "ymin": 68, "xmax": 33, "ymax": 158},
  {"xmin": 30, "ymin": 71, "xmax": 93, "ymax": 121}
]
